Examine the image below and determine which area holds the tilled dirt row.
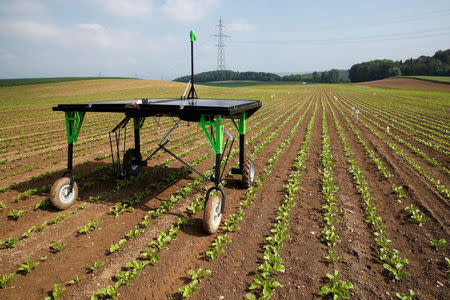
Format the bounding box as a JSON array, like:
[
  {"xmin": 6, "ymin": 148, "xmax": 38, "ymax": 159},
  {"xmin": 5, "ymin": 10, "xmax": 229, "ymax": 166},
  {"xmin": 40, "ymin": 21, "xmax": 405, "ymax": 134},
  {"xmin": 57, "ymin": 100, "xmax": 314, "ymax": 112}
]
[
  {"xmin": 329, "ymin": 94, "xmax": 449, "ymax": 299},
  {"xmin": 0, "ymin": 96, "xmax": 295, "ymax": 187},
  {"xmin": 0, "ymin": 86, "xmax": 448, "ymax": 299},
  {"xmin": 65, "ymin": 96, "xmax": 313, "ymax": 299},
  {"xmin": 0, "ymin": 97, "xmax": 293, "ymax": 242},
  {"xmin": 0, "ymin": 93, "xmax": 307, "ymax": 299}
]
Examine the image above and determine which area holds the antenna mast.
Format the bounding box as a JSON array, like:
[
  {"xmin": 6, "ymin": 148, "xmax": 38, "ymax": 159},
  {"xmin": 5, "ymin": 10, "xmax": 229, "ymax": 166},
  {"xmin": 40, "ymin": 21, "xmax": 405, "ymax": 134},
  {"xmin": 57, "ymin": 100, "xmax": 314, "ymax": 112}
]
[{"xmin": 213, "ymin": 17, "xmax": 229, "ymax": 71}]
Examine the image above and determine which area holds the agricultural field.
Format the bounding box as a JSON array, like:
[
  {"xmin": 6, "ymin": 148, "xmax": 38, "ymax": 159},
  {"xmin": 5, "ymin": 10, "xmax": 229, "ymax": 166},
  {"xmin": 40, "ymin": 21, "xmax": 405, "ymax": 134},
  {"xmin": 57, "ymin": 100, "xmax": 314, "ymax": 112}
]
[
  {"xmin": 0, "ymin": 79, "xmax": 448, "ymax": 299},
  {"xmin": 356, "ymin": 77, "xmax": 450, "ymax": 92},
  {"xmin": 400, "ymin": 76, "xmax": 450, "ymax": 84}
]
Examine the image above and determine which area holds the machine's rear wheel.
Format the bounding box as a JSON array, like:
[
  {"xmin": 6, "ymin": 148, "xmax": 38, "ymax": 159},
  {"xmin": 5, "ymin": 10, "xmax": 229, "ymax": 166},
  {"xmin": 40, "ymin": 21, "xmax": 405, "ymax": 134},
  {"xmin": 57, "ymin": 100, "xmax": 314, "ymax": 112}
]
[
  {"xmin": 203, "ymin": 195, "xmax": 222, "ymax": 234},
  {"xmin": 123, "ymin": 148, "xmax": 141, "ymax": 177},
  {"xmin": 242, "ymin": 157, "xmax": 255, "ymax": 188},
  {"xmin": 50, "ymin": 177, "xmax": 78, "ymax": 210}
]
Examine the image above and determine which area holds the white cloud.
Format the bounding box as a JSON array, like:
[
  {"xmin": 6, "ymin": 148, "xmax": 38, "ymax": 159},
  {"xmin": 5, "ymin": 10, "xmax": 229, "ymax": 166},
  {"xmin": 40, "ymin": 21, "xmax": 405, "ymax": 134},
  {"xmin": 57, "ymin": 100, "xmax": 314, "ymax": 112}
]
[
  {"xmin": 88, "ymin": 0, "xmax": 154, "ymax": 18},
  {"xmin": 0, "ymin": 0, "xmax": 48, "ymax": 19},
  {"xmin": 77, "ymin": 23, "xmax": 104, "ymax": 31},
  {"xmin": 0, "ymin": 48, "xmax": 16, "ymax": 61},
  {"xmin": 0, "ymin": 19, "xmax": 62, "ymax": 41},
  {"xmin": 0, "ymin": 18, "xmax": 164, "ymax": 52},
  {"xmin": 162, "ymin": 0, "xmax": 220, "ymax": 22},
  {"xmin": 228, "ymin": 20, "xmax": 256, "ymax": 32}
]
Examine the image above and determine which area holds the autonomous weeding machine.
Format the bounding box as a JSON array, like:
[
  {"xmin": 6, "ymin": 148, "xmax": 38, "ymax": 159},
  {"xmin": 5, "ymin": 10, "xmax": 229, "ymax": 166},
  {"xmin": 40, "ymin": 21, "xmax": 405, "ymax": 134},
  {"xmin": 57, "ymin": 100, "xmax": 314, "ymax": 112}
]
[{"xmin": 51, "ymin": 30, "xmax": 261, "ymax": 234}]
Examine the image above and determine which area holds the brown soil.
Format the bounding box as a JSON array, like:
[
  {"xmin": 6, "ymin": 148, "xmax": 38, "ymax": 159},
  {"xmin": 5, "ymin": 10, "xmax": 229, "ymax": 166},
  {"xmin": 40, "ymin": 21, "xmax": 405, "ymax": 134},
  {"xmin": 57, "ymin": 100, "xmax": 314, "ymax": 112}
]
[
  {"xmin": 0, "ymin": 86, "xmax": 448, "ymax": 300},
  {"xmin": 355, "ymin": 78, "xmax": 450, "ymax": 91}
]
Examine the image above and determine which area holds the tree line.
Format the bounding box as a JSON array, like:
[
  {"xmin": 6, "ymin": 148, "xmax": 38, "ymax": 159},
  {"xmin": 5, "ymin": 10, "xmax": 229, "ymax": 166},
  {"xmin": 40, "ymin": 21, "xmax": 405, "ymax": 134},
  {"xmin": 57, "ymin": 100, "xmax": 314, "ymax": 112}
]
[
  {"xmin": 173, "ymin": 69, "xmax": 349, "ymax": 83},
  {"xmin": 349, "ymin": 49, "xmax": 450, "ymax": 82}
]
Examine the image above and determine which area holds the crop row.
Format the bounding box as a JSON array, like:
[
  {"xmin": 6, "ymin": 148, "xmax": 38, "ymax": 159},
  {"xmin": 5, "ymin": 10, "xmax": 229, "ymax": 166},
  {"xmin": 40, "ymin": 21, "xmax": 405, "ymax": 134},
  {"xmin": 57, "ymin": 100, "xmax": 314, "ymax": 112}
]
[
  {"xmin": 90, "ymin": 98, "xmax": 311, "ymax": 298},
  {"xmin": 246, "ymin": 100, "xmax": 317, "ymax": 300},
  {"xmin": 327, "ymin": 98, "xmax": 416, "ymax": 296},
  {"xmin": 334, "ymin": 97, "xmax": 449, "ymax": 199},
  {"xmin": 337, "ymin": 96, "xmax": 448, "ymax": 166},
  {"xmin": 31, "ymin": 96, "xmax": 302, "ymax": 298}
]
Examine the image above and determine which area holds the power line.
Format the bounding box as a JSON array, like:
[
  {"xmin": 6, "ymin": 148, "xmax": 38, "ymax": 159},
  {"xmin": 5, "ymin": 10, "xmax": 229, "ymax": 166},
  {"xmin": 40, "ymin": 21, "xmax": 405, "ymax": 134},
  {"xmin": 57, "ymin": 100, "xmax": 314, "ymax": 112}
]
[
  {"xmin": 229, "ymin": 27, "xmax": 450, "ymax": 46},
  {"xmin": 212, "ymin": 17, "xmax": 230, "ymax": 70}
]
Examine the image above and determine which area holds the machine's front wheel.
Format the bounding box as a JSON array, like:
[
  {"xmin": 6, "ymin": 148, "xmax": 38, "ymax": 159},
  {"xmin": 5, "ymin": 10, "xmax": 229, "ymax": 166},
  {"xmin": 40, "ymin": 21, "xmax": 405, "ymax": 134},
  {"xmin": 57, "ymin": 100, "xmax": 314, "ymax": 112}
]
[
  {"xmin": 242, "ymin": 157, "xmax": 255, "ymax": 188},
  {"xmin": 203, "ymin": 195, "xmax": 222, "ymax": 234},
  {"xmin": 50, "ymin": 177, "xmax": 78, "ymax": 209},
  {"xmin": 123, "ymin": 148, "xmax": 141, "ymax": 177}
]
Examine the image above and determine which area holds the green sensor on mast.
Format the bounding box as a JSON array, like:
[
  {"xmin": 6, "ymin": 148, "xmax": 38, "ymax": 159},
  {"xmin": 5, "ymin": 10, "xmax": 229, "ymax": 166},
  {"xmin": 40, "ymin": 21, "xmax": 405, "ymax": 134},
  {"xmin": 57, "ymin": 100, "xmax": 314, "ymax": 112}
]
[{"xmin": 187, "ymin": 29, "xmax": 198, "ymax": 99}]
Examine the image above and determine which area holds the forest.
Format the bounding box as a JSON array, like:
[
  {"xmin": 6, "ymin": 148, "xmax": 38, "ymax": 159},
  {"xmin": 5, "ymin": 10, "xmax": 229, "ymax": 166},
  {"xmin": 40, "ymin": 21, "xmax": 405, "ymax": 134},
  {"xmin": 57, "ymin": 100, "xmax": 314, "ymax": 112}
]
[
  {"xmin": 174, "ymin": 49, "xmax": 449, "ymax": 84},
  {"xmin": 173, "ymin": 69, "xmax": 349, "ymax": 83},
  {"xmin": 349, "ymin": 49, "xmax": 450, "ymax": 82}
]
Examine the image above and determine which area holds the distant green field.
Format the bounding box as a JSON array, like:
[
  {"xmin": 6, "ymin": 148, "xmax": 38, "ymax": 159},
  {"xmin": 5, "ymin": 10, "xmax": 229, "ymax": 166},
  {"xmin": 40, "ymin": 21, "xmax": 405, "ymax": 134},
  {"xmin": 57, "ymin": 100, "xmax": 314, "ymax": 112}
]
[
  {"xmin": 198, "ymin": 80, "xmax": 309, "ymax": 88},
  {"xmin": 397, "ymin": 76, "xmax": 450, "ymax": 84},
  {"xmin": 0, "ymin": 77, "xmax": 134, "ymax": 87}
]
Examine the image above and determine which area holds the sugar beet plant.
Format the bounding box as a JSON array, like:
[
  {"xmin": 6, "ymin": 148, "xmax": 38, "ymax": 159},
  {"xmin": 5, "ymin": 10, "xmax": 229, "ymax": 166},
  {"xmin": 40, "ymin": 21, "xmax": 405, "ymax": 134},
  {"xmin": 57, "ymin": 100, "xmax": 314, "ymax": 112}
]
[
  {"xmin": 206, "ymin": 98, "xmax": 313, "ymax": 260},
  {"xmin": 86, "ymin": 98, "xmax": 298, "ymax": 298},
  {"xmin": 175, "ymin": 97, "xmax": 312, "ymax": 298},
  {"xmin": 328, "ymin": 99, "xmax": 411, "ymax": 286},
  {"xmin": 404, "ymin": 204, "xmax": 430, "ymax": 227},
  {"xmin": 338, "ymin": 97, "xmax": 449, "ymax": 199},
  {"xmin": 78, "ymin": 219, "xmax": 100, "ymax": 235},
  {"xmin": 320, "ymin": 100, "xmax": 342, "ymax": 264},
  {"xmin": 246, "ymin": 101, "xmax": 317, "ymax": 300},
  {"xmin": 178, "ymin": 268, "xmax": 211, "ymax": 298}
]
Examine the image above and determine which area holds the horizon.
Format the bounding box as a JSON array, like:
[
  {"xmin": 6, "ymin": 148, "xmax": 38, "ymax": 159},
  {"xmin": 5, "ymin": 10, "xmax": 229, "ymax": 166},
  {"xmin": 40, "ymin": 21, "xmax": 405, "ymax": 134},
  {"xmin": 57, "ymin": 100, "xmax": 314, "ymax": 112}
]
[{"xmin": 1, "ymin": 0, "xmax": 449, "ymax": 80}]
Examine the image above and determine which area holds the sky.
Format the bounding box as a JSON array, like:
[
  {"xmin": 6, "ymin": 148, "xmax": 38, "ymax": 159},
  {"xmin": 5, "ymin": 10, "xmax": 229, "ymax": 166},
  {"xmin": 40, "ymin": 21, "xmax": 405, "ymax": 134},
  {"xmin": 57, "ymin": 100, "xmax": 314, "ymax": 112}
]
[{"xmin": 0, "ymin": 0, "xmax": 449, "ymax": 80}]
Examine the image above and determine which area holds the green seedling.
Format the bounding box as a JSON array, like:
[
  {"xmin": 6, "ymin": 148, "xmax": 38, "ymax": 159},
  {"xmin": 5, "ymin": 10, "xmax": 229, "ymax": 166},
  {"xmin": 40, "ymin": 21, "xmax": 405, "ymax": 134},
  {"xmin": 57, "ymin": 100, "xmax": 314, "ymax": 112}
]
[
  {"xmin": 44, "ymin": 283, "xmax": 66, "ymax": 300},
  {"xmin": 50, "ymin": 241, "xmax": 67, "ymax": 253},
  {"xmin": 115, "ymin": 270, "xmax": 133, "ymax": 287},
  {"xmin": 318, "ymin": 270, "xmax": 353, "ymax": 299},
  {"xmin": 382, "ymin": 249, "xmax": 409, "ymax": 280},
  {"xmin": 91, "ymin": 284, "xmax": 118, "ymax": 299},
  {"xmin": 78, "ymin": 219, "xmax": 100, "ymax": 234},
  {"xmin": 109, "ymin": 239, "xmax": 126, "ymax": 253},
  {"xmin": 392, "ymin": 184, "xmax": 406, "ymax": 199},
  {"xmin": 73, "ymin": 202, "xmax": 87, "ymax": 214},
  {"xmin": 36, "ymin": 221, "xmax": 47, "ymax": 232},
  {"xmin": 87, "ymin": 260, "xmax": 104, "ymax": 273},
  {"xmin": 0, "ymin": 273, "xmax": 15, "ymax": 288},
  {"xmin": 325, "ymin": 249, "xmax": 342, "ymax": 264},
  {"xmin": 179, "ymin": 269, "xmax": 211, "ymax": 298},
  {"xmin": 13, "ymin": 188, "xmax": 36, "ymax": 202},
  {"xmin": 35, "ymin": 197, "xmax": 49, "ymax": 210},
  {"xmin": 8, "ymin": 209, "xmax": 26, "ymax": 220},
  {"xmin": 395, "ymin": 289, "xmax": 419, "ymax": 300},
  {"xmin": 67, "ymin": 274, "xmax": 85, "ymax": 285},
  {"xmin": 22, "ymin": 226, "xmax": 36, "ymax": 239},
  {"xmin": 110, "ymin": 202, "xmax": 133, "ymax": 218},
  {"xmin": 0, "ymin": 236, "xmax": 19, "ymax": 248},
  {"xmin": 426, "ymin": 234, "xmax": 446, "ymax": 249},
  {"xmin": 205, "ymin": 234, "xmax": 231, "ymax": 260},
  {"xmin": 404, "ymin": 204, "xmax": 430, "ymax": 226},
  {"xmin": 246, "ymin": 271, "xmax": 283, "ymax": 300},
  {"xmin": 18, "ymin": 259, "xmax": 39, "ymax": 274},
  {"xmin": 0, "ymin": 201, "xmax": 5, "ymax": 210}
]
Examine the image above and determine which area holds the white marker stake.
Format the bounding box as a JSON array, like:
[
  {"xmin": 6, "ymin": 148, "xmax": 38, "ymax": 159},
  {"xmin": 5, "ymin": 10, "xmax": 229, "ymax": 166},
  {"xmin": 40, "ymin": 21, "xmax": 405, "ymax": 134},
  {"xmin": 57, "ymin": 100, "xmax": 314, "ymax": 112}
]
[
  {"xmin": 351, "ymin": 106, "xmax": 355, "ymax": 116},
  {"xmin": 355, "ymin": 109, "xmax": 360, "ymax": 123}
]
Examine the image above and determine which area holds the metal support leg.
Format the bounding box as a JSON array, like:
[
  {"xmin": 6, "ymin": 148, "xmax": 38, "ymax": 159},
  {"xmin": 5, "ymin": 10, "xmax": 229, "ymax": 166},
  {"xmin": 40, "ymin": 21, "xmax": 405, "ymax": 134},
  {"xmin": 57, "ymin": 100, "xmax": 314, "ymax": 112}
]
[
  {"xmin": 239, "ymin": 133, "xmax": 244, "ymax": 173},
  {"xmin": 64, "ymin": 119, "xmax": 75, "ymax": 190},
  {"xmin": 231, "ymin": 134, "xmax": 245, "ymax": 175},
  {"xmin": 214, "ymin": 153, "xmax": 221, "ymax": 186},
  {"xmin": 134, "ymin": 124, "xmax": 142, "ymax": 161}
]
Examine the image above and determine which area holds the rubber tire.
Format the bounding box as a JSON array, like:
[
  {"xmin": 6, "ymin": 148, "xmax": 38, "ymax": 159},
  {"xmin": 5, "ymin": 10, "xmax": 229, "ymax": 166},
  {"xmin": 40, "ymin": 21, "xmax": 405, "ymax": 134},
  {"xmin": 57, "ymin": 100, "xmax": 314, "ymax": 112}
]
[
  {"xmin": 203, "ymin": 195, "xmax": 222, "ymax": 234},
  {"xmin": 242, "ymin": 157, "xmax": 255, "ymax": 188},
  {"xmin": 123, "ymin": 148, "xmax": 140, "ymax": 177},
  {"xmin": 50, "ymin": 177, "xmax": 78, "ymax": 210}
]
